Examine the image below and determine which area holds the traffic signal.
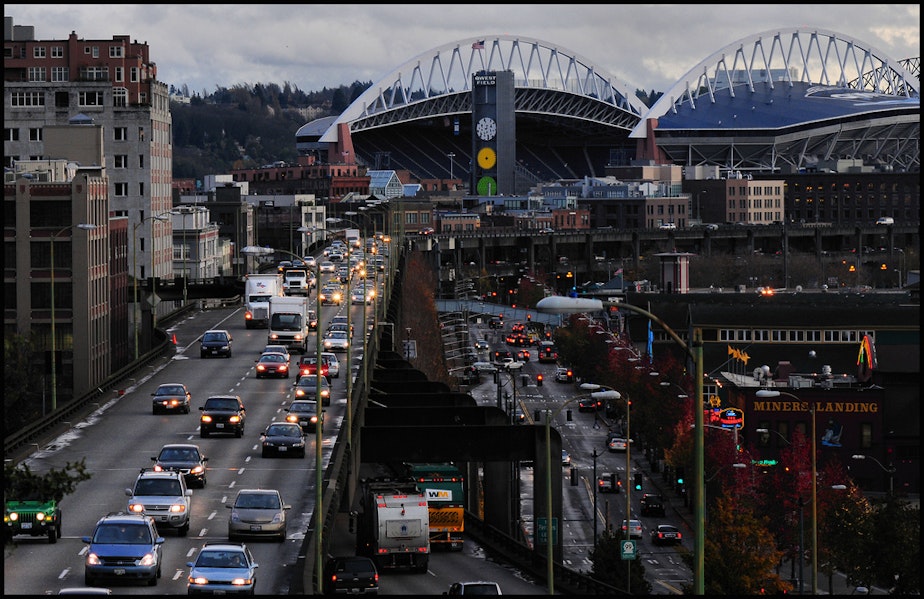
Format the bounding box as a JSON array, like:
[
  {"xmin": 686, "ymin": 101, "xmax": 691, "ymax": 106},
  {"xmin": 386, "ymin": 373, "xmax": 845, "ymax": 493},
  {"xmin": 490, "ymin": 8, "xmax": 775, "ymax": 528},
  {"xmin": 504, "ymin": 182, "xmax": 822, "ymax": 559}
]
[
  {"xmin": 536, "ymin": 374, "xmax": 543, "ymax": 386},
  {"xmin": 634, "ymin": 472, "xmax": 643, "ymax": 491},
  {"xmin": 676, "ymin": 466, "xmax": 685, "ymax": 486}
]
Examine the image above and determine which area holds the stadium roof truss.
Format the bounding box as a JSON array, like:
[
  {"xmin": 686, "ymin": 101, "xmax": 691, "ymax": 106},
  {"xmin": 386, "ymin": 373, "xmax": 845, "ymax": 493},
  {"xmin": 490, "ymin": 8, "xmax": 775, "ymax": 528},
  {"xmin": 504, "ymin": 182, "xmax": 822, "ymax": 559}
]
[
  {"xmin": 632, "ymin": 27, "xmax": 920, "ymax": 172},
  {"xmin": 319, "ymin": 35, "xmax": 647, "ymax": 143}
]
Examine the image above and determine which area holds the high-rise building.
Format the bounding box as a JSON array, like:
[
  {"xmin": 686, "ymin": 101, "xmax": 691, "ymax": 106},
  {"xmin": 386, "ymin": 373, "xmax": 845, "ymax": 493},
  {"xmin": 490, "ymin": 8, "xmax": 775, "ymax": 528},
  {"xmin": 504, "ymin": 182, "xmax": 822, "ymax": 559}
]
[{"xmin": 3, "ymin": 16, "xmax": 174, "ymax": 302}]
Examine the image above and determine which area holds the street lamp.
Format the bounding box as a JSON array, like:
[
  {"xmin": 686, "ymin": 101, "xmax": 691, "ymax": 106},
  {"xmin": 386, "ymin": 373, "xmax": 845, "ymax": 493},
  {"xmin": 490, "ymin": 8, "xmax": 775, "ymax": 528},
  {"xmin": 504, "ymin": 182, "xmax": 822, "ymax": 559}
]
[
  {"xmin": 537, "ymin": 295, "xmax": 706, "ymax": 594},
  {"xmin": 756, "ymin": 389, "xmax": 818, "ymax": 595},
  {"xmin": 133, "ymin": 213, "xmax": 171, "ymax": 361},
  {"xmin": 171, "ymin": 207, "xmax": 192, "ymax": 306},
  {"xmin": 49, "ymin": 223, "xmax": 97, "ymax": 411},
  {"xmin": 851, "ymin": 454, "xmax": 895, "ymax": 497},
  {"xmin": 758, "ymin": 427, "xmax": 808, "ymax": 595}
]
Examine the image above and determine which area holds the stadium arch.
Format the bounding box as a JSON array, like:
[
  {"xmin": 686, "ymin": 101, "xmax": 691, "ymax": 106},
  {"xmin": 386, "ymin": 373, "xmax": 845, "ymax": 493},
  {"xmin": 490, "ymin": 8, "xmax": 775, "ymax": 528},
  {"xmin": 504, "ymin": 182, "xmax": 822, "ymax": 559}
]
[
  {"xmin": 631, "ymin": 27, "xmax": 920, "ymax": 173},
  {"xmin": 312, "ymin": 35, "xmax": 649, "ymax": 190}
]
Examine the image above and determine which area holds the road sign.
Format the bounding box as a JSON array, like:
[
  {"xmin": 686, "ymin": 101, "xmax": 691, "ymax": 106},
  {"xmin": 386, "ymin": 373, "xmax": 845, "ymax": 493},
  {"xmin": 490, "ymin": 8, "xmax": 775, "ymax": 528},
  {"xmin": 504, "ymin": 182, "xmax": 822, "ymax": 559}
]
[
  {"xmin": 621, "ymin": 539, "xmax": 637, "ymax": 560},
  {"xmin": 536, "ymin": 517, "xmax": 558, "ymax": 545}
]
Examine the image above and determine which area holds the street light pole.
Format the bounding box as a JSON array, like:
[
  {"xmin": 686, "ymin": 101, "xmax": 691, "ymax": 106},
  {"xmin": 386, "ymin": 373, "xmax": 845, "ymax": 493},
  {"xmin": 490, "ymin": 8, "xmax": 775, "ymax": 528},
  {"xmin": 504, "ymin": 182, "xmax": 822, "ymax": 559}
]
[
  {"xmin": 756, "ymin": 389, "xmax": 817, "ymax": 595},
  {"xmin": 447, "ymin": 152, "xmax": 455, "ymax": 182},
  {"xmin": 592, "ymin": 448, "xmax": 599, "ymax": 549},
  {"xmin": 851, "ymin": 454, "xmax": 896, "ymax": 497},
  {"xmin": 537, "ymin": 295, "xmax": 706, "ymax": 594},
  {"xmin": 49, "ymin": 223, "xmax": 97, "ymax": 412},
  {"xmin": 133, "ymin": 214, "xmax": 170, "ymax": 361}
]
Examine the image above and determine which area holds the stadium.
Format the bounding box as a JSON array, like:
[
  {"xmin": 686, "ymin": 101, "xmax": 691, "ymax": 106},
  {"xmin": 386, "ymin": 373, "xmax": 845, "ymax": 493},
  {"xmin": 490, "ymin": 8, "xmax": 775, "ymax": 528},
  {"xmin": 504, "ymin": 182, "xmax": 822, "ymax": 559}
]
[{"xmin": 297, "ymin": 27, "xmax": 919, "ymax": 193}]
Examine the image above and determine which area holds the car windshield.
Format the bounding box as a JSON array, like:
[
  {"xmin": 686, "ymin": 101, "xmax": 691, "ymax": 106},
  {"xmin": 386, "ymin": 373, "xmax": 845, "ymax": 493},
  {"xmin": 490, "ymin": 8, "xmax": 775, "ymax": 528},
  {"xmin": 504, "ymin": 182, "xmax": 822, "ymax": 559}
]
[
  {"xmin": 135, "ymin": 479, "xmax": 182, "ymax": 496},
  {"xmin": 94, "ymin": 524, "xmax": 152, "ymax": 544},
  {"xmin": 160, "ymin": 448, "xmax": 197, "ymax": 461},
  {"xmin": 261, "ymin": 354, "xmax": 285, "ymax": 363},
  {"xmin": 236, "ymin": 493, "xmax": 281, "ymax": 509},
  {"xmin": 270, "ymin": 313, "xmax": 302, "ymax": 330},
  {"xmin": 267, "ymin": 425, "xmax": 300, "ymax": 437},
  {"xmin": 290, "ymin": 403, "xmax": 314, "ymax": 413},
  {"xmin": 197, "ymin": 551, "xmax": 248, "ymax": 569},
  {"xmin": 156, "ymin": 385, "xmax": 185, "ymax": 396},
  {"xmin": 206, "ymin": 399, "xmax": 240, "ymax": 411},
  {"xmin": 202, "ymin": 332, "xmax": 226, "ymax": 342}
]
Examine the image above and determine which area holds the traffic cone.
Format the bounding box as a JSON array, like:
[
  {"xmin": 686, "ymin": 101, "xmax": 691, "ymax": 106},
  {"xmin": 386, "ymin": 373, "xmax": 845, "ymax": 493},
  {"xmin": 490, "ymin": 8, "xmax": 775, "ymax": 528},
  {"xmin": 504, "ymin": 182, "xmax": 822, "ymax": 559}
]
[{"xmin": 172, "ymin": 333, "xmax": 178, "ymax": 345}]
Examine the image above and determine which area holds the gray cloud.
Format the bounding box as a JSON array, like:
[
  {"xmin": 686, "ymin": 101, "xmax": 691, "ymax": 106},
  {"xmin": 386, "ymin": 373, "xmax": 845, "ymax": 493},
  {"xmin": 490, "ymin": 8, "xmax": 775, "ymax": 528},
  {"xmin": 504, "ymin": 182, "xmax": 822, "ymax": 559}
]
[{"xmin": 6, "ymin": 4, "xmax": 919, "ymax": 95}]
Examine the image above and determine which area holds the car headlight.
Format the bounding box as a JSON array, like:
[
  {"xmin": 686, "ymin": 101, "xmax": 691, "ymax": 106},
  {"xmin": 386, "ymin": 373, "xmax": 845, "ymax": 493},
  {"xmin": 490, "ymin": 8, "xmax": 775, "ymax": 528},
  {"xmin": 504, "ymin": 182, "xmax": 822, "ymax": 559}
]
[
  {"xmin": 86, "ymin": 553, "xmax": 101, "ymax": 566},
  {"xmin": 8, "ymin": 512, "xmax": 18, "ymax": 521},
  {"xmin": 231, "ymin": 577, "xmax": 253, "ymax": 586},
  {"xmin": 189, "ymin": 575, "xmax": 209, "ymax": 585},
  {"xmin": 286, "ymin": 414, "xmax": 298, "ymax": 424},
  {"xmin": 139, "ymin": 552, "xmax": 157, "ymax": 566},
  {"xmin": 128, "ymin": 503, "xmax": 145, "ymax": 513},
  {"xmin": 229, "ymin": 415, "xmax": 241, "ymax": 423},
  {"xmin": 230, "ymin": 510, "xmax": 241, "ymax": 522},
  {"xmin": 201, "ymin": 415, "xmax": 212, "ymax": 423}
]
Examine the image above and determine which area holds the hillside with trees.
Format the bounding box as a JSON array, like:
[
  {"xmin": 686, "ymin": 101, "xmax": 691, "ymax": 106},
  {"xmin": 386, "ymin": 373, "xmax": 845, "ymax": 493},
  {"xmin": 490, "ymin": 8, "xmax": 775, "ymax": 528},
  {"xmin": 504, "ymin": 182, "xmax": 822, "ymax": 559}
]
[{"xmin": 170, "ymin": 80, "xmax": 371, "ymax": 180}]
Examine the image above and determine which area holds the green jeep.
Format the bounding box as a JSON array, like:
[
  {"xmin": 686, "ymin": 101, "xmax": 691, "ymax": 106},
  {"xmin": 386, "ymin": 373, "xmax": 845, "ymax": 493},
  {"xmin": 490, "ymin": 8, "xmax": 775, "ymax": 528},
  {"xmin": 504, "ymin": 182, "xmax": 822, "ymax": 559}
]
[{"xmin": 4, "ymin": 497, "xmax": 62, "ymax": 543}]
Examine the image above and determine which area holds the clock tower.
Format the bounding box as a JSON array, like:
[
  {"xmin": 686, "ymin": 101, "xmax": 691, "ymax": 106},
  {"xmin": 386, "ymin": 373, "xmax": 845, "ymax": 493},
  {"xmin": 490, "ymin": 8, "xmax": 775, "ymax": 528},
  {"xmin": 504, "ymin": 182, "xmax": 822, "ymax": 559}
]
[{"xmin": 471, "ymin": 70, "xmax": 515, "ymax": 196}]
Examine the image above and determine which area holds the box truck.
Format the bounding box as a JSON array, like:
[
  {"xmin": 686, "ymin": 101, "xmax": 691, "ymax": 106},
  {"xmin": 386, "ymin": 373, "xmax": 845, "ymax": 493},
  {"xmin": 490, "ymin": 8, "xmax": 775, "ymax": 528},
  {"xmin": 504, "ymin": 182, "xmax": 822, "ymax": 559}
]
[
  {"xmin": 243, "ymin": 273, "xmax": 283, "ymax": 329},
  {"xmin": 268, "ymin": 295, "xmax": 310, "ymax": 353}
]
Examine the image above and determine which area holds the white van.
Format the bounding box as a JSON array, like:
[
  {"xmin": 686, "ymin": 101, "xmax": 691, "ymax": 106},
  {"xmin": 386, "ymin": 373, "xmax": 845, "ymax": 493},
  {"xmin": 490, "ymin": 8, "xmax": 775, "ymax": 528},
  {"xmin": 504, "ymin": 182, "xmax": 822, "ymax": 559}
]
[{"xmin": 876, "ymin": 216, "xmax": 895, "ymax": 226}]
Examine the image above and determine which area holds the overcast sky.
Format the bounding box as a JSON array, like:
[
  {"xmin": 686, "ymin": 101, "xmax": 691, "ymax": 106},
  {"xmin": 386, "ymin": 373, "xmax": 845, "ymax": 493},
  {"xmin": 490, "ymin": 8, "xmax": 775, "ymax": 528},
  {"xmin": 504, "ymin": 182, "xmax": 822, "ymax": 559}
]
[{"xmin": 7, "ymin": 4, "xmax": 920, "ymax": 96}]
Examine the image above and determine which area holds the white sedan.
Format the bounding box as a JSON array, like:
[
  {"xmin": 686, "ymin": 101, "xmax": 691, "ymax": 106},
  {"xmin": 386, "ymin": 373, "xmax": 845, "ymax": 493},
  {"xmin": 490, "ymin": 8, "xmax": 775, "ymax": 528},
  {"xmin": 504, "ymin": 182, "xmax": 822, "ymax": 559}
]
[
  {"xmin": 319, "ymin": 261, "xmax": 336, "ymax": 273},
  {"xmin": 323, "ymin": 330, "xmax": 350, "ymax": 352}
]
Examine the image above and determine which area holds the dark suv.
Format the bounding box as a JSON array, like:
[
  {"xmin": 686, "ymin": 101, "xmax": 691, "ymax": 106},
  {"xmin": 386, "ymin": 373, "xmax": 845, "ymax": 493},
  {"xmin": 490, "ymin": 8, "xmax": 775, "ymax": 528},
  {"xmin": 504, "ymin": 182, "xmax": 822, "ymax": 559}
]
[
  {"xmin": 640, "ymin": 493, "xmax": 666, "ymax": 517},
  {"xmin": 199, "ymin": 395, "xmax": 246, "ymax": 438},
  {"xmin": 323, "ymin": 555, "xmax": 379, "ymax": 595},
  {"xmin": 200, "ymin": 329, "xmax": 233, "ymax": 358}
]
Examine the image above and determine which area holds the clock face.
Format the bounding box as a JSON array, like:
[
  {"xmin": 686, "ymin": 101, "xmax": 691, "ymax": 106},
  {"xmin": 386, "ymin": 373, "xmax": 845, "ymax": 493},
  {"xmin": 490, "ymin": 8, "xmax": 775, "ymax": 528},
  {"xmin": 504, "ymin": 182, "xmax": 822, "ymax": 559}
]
[
  {"xmin": 476, "ymin": 117, "xmax": 497, "ymax": 141},
  {"xmin": 476, "ymin": 176, "xmax": 497, "ymax": 196},
  {"xmin": 477, "ymin": 147, "xmax": 497, "ymax": 170}
]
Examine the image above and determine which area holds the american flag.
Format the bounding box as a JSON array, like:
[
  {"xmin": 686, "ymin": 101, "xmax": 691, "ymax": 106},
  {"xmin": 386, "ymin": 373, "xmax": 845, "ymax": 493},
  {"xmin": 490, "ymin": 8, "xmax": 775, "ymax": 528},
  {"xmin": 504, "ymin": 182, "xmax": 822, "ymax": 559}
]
[{"xmin": 472, "ymin": 40, "xmax": 485, "ymax": 50}]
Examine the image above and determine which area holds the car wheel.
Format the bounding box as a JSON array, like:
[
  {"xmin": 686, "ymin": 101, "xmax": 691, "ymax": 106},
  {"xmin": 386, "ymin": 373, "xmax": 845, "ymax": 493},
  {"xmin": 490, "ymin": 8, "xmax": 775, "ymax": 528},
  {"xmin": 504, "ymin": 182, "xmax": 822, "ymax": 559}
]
[
  {"xmin": 200, "ymin": 429, "xmax": 209, "ymax": 438},
  {"xmin": 47, "ymin": 522, "xmax": 58, "ymax": 543},
  {"xmin": 179, "ymin": 522, "xmax": 189, "ymax": 537},
  {"xmin": 261, "ymin": 449, "xmax": 269, "ymax": 458}
]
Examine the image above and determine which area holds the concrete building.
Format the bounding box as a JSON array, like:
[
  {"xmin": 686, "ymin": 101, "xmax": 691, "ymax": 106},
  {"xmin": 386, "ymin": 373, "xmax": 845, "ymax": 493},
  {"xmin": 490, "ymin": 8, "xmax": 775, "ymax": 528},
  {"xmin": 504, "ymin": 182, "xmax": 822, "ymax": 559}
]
[
  {"xmin": 3, "ymin": 17, "xmax": 174, "ymax": 313},
  {"xmin": 5, "ymin": 160, "xmax": 112, "ymax": 402}
]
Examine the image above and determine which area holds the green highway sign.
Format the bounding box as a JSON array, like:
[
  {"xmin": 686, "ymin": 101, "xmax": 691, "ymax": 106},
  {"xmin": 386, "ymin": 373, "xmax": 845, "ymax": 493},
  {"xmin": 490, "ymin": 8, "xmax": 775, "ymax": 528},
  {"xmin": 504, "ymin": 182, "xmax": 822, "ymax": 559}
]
[
  {"xmin": 621, "ymin": 539, "xmax": 637, "ymax": 560},
  {"xmin": 536, "ymin": 517, "xmax": 559, "ymax": 545}
]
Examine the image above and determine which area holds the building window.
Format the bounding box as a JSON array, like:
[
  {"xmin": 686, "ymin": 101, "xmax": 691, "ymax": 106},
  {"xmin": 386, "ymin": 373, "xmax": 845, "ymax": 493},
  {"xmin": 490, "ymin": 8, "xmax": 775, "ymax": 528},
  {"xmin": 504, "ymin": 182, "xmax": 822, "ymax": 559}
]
[
  {"xmin": 10, "ymin": 91, "xmax": 45, "ymax": 107},
  {"xmin": 51, "ymin": 66, "xmax": 69, "ymax": 82},
  {"xmin": 138, "ymin": 154, "xmax": 144, "ymax": 168},
  {"xmin": 109, "ymin": 45, "xmax": 124, "ymax": 58},
  {"xmin": 114, "ymin": 127, "xmax": 127, "ymax": 141},
  {"xmin": 4, "ymin": 128, "xmax": 20, "ymax": 141},
  {"xmin": 115, "ymin": 66, "xmax": 123, "ymax": 82},
  {"xmin": 33, "ymin": 46, "xmax": 46, "ymax": 58},
  {"xmin": 51, "ymin": 46, "xmax": 63, "ymax": 58},
  {"xmin": 114, "ymin": 155, "xmax": 128, "ymax": 168},
  {"xmin": 138, "ymin": 182, "xmax": 144, "ymax": 196},
  {"xmin": 78, "ymin": 91, "xmax": 105, "ymax": 107},
  {"xmin": 29, "ymin": 128, "xmax": 42, "ymax": 141},
  {"xmin": 113, "ymin": 87, "xmax": 127, "ymax": 107},
  {"xmin": 130, "ymin": 67, "xmax": 139, "ymax": 82},
  {"xmin": 114, "ymin": 182, "xmax": 128, "ymax": 197},
  {"xmin": 79, "ymin": 66, "xmax": 109, "ymax": 81},
  {"xmin": 860, "ymin": 423, "xmax": 872, "ymax": 449},
  {"xmin": 139, "ymin": 92, "xmax": 147, "ymax": 104},
  {"xmin": 91, "ymin": 46, "xmax": 99, "ymax": 58},
  {"xmin": 28, "ymin": 67, "xmax": 46, "ymax": 82}
]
